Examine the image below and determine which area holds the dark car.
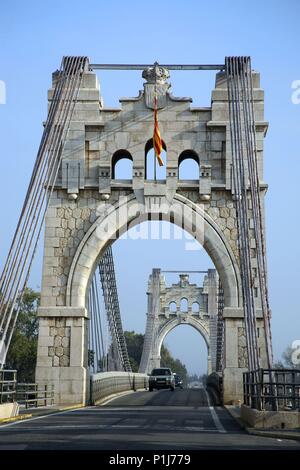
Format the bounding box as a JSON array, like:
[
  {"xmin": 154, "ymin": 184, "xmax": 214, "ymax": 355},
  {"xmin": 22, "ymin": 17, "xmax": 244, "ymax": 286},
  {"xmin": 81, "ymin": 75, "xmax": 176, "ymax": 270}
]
[
  {"xmin": 149, "ymin": 367, "xmax": 175, "ymax": 391},
  {"xmin": 173, "ymin": 374, "xmax": 183, "ymax": 389}
]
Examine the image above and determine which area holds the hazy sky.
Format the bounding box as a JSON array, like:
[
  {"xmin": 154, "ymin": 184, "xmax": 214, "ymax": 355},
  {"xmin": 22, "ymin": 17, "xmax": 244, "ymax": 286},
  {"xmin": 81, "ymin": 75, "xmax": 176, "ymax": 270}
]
[{"xmin": 0, "ymin": 0, "xmax": 299, "ymax": 375}]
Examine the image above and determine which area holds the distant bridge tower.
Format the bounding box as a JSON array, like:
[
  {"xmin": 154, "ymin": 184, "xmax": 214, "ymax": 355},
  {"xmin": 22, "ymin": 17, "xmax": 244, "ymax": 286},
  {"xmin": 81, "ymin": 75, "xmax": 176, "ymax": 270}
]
[{"xmin": 139, "ymin": 269, "xmax": 219, "ymax": 374}]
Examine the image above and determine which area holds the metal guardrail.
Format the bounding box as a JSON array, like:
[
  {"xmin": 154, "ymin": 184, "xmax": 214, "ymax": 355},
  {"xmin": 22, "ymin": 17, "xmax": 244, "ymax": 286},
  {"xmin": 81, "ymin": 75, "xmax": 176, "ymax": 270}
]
[
  {"xmin": 90, "ymin": 371, "xmax": 148, "ymax": 405},
  {"xmin": 0, "ymin": 369, "xmax": 17, "ymax": 404},
  {"xmin": 16, "ymin": 383, "xmax": 55, "ymax": 409},
  {"xmin": 243, "ymin": 368, "xmax": 300, "ymax": 411},
  {"xmin": 0, "ymin": 370, "xmax": 55, "ymax": 408}
]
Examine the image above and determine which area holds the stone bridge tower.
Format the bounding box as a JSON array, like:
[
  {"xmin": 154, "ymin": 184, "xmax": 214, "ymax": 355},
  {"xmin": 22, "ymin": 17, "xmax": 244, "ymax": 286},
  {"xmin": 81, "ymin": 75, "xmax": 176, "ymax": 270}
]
[
  {"xmin": 139, "ymin": 269, "xmax": 219, "ymax": 375},
  {"xmin": 35, "ymin": 60, "xmax": 269, "ymax": 405}
]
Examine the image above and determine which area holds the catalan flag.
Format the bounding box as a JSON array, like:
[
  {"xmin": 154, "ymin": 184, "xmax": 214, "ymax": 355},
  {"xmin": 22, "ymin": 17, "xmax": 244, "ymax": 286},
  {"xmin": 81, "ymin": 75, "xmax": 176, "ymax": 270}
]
[{"xmin": 153, "ymin": 94, "xmax": 164, "ymax": 166}]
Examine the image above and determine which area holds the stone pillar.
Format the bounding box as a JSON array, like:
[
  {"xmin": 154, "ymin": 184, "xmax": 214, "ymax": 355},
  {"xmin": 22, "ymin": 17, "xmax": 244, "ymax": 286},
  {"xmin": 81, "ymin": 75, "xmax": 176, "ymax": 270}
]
[
  {"xmin": 148, "ymin": 355, "xmax": 161, "ymax": 372},
  {"xmin": 207, "ymin": 269, "xmax": 218, "ymax": 372},
  {"xmin": 139, "ymin": 269, "xmax": 162, "ymax": 373},
  {"xmin": 222, "ymin": 307, "xmax": 246, "ymax": 404},
  {"xmin": 207, "ymin": 348, "xmax": 212, "ymax": 375},
  {"xmin": 35, "ymin": 307, "xmax": 89, "ymax": 405}
]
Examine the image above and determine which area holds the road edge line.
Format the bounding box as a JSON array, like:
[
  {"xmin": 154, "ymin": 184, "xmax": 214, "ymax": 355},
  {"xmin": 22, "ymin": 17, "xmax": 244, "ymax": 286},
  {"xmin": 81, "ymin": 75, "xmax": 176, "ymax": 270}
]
[
  {"xmin": 95, "ymin": 388, "xmax": 146, "ymax": 406},
  {"xmin": 204, "ymin": 389, "xmax": 226, "ymax": 433},
  {"xmin": 0, "ymin": 406, "xmax": 90, "ymax": 429},
  {"xmin": 0, "ymin": 413, "xmax": 32, "ymax": 424}
]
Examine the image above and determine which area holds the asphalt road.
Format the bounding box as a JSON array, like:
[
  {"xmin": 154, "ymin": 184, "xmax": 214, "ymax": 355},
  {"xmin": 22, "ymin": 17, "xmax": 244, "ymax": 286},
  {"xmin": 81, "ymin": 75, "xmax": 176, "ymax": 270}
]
[{"xmin": 0, "ymin": 387, "xmax": 299, "ymax": 450}]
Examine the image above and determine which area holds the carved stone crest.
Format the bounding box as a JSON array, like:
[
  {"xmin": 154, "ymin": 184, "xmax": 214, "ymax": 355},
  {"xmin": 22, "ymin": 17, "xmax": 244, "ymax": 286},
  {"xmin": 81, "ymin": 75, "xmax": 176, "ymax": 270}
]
[
  {"xmin": 142, "ymin": 62, "xmax": 170, "ymax": 84},
  {"xmin": 142, "ymin": 62, "xmax": 170, "ymax": 110}
]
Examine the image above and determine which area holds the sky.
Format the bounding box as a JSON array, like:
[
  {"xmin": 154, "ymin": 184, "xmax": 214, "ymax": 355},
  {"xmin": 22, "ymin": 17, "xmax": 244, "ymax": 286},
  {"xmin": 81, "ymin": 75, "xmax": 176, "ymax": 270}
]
[{"xmin": 0, "ymin": 0, "xmax": 299, "ymax": 375}]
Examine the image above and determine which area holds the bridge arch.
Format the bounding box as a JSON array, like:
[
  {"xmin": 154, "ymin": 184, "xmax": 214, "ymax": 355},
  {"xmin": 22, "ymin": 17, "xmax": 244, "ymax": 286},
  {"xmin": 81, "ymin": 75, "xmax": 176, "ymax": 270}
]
[
  {"xmin": 66, "ymin": 193, "xmax": 241, "ymax": 309},
  {"xmin": 157, "ymin": 317, "xmax": 209, "ymax": 351},
  {"xmin": 156, "ymin": 317, "xmax": 210, "ymax": 374}
]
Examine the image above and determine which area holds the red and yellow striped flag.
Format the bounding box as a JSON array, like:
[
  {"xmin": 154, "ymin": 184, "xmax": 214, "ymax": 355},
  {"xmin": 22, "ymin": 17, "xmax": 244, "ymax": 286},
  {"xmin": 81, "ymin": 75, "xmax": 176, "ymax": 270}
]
[{"xmin": 153, "ymin": 95, "xmax": 164, "ymax": 166}]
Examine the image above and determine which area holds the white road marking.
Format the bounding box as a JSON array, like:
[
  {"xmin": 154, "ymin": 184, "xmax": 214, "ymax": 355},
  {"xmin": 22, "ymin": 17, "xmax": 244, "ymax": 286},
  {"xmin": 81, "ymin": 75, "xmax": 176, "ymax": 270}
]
[
  {"xmin": 205, "ymin": 390, "xmax": 226, "ymax": 434},
  {"xmin": 0, "ymin": 423, "xmax": 221, "ymax": 433},
  {"xmin": 98, "ymin": 390, "xmax": 136, "ymax": 406},
  {"xmin": 0, "ymin": 390, "xmax": 226, "ymax": 436},
  {"xmin": 184, "ymin": 427, "xmax": 205, "ymax": 431},
  {"xmin": 0, "ymin": 406, "xmax": 94, "ymax": 430},
  {"xmin": 93, "ymin": 406, "xmax": 209, "ymax": 411},
  {"xmin": 111, "ymin": 425, "xmax": 141, "ymax": 428},
  {"xmin": 208, "ymin": 406, "xmax": 226, "ymax": 433}
]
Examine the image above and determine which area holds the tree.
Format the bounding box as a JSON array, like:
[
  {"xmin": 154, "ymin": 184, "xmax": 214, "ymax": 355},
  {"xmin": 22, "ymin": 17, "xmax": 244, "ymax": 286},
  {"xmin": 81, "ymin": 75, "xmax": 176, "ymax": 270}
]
[
  {"xmin": 124, "ymin": 331, "xmax": 146, "ymax": 372},
  {"xmin": 161, "ymin": 345, "xmax": 188, "ymax": 385},
  {"xmin": 5, "ymin": 288, "xmax": 40, "ymax": 382},
  {"xmin": 273, "ymin": 345, "xmax": 300, "ymax": 369}
]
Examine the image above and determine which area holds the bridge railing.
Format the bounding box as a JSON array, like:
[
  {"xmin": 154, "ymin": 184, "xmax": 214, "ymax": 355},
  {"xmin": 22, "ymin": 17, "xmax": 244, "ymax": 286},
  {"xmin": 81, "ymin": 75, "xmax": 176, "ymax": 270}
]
[
  {"xmin": 0, "ymin": 370, "xmax": 17, "ymax": 404},
  {"xmin": 243, "ymin": 368, "xmax": 300, "ymax": 411},
  {"xmin": 16, "ymin": 383, "xmax": 55, "ymax": 408},
  {"xmin": 0, "ymin": 371, "xmax": 55, "ymax": 408},
  {"xmin": 90, "ymin": 371, "xmax": 148, "ymax": 405}
]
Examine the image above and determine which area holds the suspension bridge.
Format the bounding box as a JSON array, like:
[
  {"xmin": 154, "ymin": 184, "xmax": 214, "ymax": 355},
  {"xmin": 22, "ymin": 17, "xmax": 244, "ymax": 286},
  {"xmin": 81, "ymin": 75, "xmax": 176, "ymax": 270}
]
[{"xmin": 0, "ymin": 57, "xmax": 299, "ymax": 446}]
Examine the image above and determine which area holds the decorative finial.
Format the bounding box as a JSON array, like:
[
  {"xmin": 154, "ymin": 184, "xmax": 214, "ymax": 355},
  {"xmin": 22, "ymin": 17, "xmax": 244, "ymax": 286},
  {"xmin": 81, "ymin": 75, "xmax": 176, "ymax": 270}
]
[{"xmin": 142, "ymin": 62, "xmax": 170, "ymax": 85}]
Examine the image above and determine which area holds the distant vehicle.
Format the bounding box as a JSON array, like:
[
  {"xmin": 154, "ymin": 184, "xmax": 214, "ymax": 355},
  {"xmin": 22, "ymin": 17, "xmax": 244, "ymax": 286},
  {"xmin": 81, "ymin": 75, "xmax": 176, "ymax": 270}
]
[
  {"xmin": 173, "ymin": 374, "xmax": 183, "ymax": 389},
  {"xmin": 149, "ymin": 368, "xmax": 175, "ymax": 392},
  {"xmin": 188, "ymin": 381, "xmax": 202, "ymax": 389}
]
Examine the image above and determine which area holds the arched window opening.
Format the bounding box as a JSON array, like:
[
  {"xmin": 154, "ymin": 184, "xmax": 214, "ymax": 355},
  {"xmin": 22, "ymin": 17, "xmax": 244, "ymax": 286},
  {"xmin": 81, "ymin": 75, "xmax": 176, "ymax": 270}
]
[
  {"xmin": 180, "ymin": 298, "xmax": 188, "ymax": 313},
  {"xmin": 178, "ymin": 150, "xmax": 200, "ymax": 180},
  {"xmin": 112, "ymin": 150, "xmax": 133, "ymax": 179},
  {"xmin": 192, "ymin": 302, "xmax": 200, "ymax": 314},
  {"xmin": 145, "ymin": 138, "xmax": 167, "ymax": 180},
  {"xmin": 169, "ymin": 301, "xmax": 177, "ymax": 313}
]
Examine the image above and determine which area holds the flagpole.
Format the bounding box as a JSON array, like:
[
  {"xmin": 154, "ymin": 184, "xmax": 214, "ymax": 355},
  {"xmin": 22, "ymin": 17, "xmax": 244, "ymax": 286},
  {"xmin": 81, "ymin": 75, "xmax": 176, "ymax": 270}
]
[{"xmin": 154, "ymin": 82, "xmax": 157, "ymax": 182}]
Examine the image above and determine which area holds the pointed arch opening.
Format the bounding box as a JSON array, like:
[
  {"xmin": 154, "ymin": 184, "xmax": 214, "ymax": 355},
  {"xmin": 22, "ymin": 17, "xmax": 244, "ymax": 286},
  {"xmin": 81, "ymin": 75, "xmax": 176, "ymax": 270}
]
[
  {"xmin": 159, "ymin": 323, "xmax": 209, "ymax": 378},
  {"xmin": 169, "ymin": 301, "xmax": 177, "ymax": 313},
  {"xmin": 180, "ymin": 298, "xmax": 188, "ymax": 313},
  {"xmin": 67, "ymin": 194, "xmax": 241, "ymax": 310},
  {"xmin": 145, "ymin": 138, "xmax": 167, "ymax": 180},
  {"xmin": 192, "ymin": 302, "xmax": 200, "ymax": 314}
]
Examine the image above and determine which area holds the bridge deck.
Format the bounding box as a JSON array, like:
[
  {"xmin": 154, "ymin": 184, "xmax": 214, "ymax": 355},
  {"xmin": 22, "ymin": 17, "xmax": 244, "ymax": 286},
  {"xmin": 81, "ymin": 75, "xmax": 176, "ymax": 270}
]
[{"xmin": 0, "ymin": 387, "xmax": 299, "ymax": 450}]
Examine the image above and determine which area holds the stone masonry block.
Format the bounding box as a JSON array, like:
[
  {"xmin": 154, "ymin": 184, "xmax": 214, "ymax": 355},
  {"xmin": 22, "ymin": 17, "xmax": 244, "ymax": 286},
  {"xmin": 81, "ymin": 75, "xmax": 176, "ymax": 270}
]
[
  {"xmin": 47, "ymin": 218, "xmax": 62, "ymax": 228},
  {"xmin": 38, "ymin": 336, "xmax": 54, "ymax": 347},
  {"xmin": 36, "ymin": 356, "xmax": 53, "ymax": 367},
  {"xmin": 70, "ymin": 328, "xmax": 84, "ymax": 367}
]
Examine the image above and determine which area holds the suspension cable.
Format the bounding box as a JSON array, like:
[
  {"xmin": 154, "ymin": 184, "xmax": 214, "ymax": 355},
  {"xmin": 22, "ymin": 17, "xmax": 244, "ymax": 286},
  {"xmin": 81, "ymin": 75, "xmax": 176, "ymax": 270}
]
[
  {"xmin": 0, "ymin": 56, "xmax": 88, "ymax": 366},
  {"xmin": 225, "ymin": 56, "xmax": 272, "ymax": 371},
  {"xmin": 98, "ymin": 246, "xmax": 132, "ymax": 372}
]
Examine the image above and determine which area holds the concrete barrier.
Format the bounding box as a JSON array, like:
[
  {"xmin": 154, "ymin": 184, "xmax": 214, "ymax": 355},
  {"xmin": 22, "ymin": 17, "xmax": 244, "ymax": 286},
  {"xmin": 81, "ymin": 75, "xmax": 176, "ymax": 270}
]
[
  {"xmin": 90, "ymin": 372, "xmax": 148, "ymax": 405},
  {"xmin": 0, "ymin": 402, "xmax": 19, "ymax": 419},
  {"xmin": 241, "ymin": 404, "xmax": 300, "ymax": 429}
]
